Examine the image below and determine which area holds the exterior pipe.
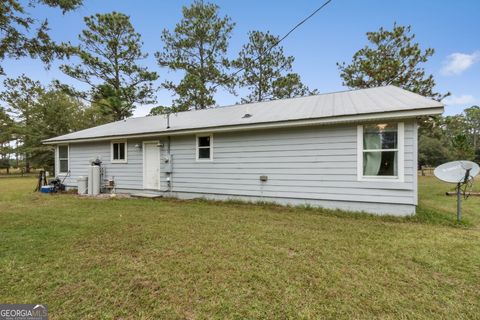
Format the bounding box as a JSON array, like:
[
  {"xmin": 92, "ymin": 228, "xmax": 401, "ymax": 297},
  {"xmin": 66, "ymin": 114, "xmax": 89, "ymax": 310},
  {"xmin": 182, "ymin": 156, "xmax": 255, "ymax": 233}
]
[{"xmin": 167, "ymin": 136, "xmax": 172, "ymax": 193}]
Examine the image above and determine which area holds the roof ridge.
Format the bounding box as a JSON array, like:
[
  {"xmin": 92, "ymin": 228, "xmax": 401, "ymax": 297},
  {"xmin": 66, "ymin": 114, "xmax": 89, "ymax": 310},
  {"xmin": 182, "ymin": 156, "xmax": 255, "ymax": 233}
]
[{"xmin": 132, "ymin": 85, "xmax": 396, "ymax": 121}]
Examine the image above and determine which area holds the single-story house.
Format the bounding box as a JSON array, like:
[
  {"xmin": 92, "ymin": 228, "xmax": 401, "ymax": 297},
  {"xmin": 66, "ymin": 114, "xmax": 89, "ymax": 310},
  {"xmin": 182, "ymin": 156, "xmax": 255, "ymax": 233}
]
[{"xmin": 44, "ymin": 85, "xmax": 443, "ymax": 216}]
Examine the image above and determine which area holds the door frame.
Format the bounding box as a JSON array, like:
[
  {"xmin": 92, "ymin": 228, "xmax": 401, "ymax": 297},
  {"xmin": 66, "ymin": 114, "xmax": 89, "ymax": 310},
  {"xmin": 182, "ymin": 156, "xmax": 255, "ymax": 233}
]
[{"xmin": 143, "ymin": 140, "xmax": 161, "ymax": 190}]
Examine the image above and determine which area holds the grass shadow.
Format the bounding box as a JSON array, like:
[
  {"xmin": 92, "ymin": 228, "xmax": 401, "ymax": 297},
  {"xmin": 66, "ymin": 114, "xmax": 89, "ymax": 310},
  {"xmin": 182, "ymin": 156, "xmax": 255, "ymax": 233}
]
[{"xmin": 163, "ymin": 197, "xmax": 470, "ymax": 228}]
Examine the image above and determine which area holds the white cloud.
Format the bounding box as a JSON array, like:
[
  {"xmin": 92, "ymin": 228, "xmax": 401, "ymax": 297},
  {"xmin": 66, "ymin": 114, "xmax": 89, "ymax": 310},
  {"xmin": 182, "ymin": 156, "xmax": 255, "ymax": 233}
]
[
  {"xmin": 441, "ymin": 51, "xmax": 480, "ymax": 75},
  {"xmin": 443, "ymin": 94, "xmax": 476, "ymax": 105}
]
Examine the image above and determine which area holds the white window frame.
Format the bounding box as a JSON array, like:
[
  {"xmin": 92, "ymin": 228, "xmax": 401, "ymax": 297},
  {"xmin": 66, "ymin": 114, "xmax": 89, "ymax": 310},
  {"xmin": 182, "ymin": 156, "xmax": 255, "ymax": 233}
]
[
  {"xmin": 56, "ymin": 144, "xmax": 69, "ymax": 175},
  {"xmin": 111, "ymin": 140, "xmax": 128, "ymax": 164},
  {"xmin": 357, "ymin": 122, "xmax": 404, "ymax": 182},
  {"xmin": 196, "ymin": 134, "xmax": 213, "ymax": 161}
]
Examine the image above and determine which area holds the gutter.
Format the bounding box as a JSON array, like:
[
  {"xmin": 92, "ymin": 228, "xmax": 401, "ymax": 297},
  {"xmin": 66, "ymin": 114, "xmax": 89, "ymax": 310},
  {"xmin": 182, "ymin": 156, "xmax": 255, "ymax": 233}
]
[{"xmin": 43, "ymin": 106, "xmax": 444, "ymax": 145}]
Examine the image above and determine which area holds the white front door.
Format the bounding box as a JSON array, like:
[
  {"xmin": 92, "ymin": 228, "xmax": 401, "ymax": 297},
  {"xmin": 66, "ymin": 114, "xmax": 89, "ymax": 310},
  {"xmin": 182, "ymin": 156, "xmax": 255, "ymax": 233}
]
[{"xmin": 143, "ymin": 141, "xmax": 161, "ymax": 189}]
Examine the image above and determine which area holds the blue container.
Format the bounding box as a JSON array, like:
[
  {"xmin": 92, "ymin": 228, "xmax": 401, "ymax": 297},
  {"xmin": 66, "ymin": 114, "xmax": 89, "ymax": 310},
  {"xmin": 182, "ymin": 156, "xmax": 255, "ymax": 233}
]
[{"xmin": 40, "ymin": 185, "xmax": 55, "ymax": 193}]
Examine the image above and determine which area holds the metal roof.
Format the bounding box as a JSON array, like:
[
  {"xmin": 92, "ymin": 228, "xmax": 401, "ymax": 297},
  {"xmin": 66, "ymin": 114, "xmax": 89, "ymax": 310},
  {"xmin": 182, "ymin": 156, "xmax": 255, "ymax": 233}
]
[{"xmin": 44, "ymin": 85, "xmax": 443, "ymax": 143}]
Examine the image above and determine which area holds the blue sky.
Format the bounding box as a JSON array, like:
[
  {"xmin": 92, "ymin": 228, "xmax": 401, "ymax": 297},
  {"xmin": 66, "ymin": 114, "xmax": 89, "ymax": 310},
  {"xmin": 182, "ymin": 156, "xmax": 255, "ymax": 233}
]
[{"xmin": 2, "ymin": 0, "xmax": 479, "ymax": 116}]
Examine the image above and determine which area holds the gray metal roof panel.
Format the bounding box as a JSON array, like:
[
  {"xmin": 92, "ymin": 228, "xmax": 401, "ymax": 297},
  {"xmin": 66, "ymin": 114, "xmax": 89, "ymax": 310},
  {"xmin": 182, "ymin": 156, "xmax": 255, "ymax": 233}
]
[{"xmin": 44, "ymin": 85, "xmax": 443, "ymax": 143}]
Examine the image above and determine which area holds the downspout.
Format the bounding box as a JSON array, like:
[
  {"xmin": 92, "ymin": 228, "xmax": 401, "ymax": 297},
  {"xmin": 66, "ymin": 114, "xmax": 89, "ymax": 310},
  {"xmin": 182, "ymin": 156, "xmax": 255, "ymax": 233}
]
[
  {"xmin": 167, "ymin": 136, "xmax": 173, "ymax": 194},
  {"xmin": 160, "ymin": 136, "xmax": 173, "ymax": 193},
  {"xmin": 161, "ymin": 111, "xmax": 173, "ymax": 193}
]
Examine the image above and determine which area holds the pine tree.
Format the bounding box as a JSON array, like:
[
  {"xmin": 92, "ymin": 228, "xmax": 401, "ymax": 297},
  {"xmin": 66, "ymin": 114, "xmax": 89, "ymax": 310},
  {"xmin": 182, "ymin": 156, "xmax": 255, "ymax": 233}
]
[
  {"xmin": 0, "ymin": 108, "xmax": 14, "ymax": 172},
  {"xmin": 0, "ymin": 75, "xmax": 44, "ymax": 172},
  {"xmin": 337, "ymin": 23, "xmax": 448, "ymax": 101},
  {"xmin": 233, "ymin": 31, "xmax": 314, "ymax": 103},
  {"xmin": 0, "ymin": 0, "xmax": 82, "ymax": 75},
  {"xmin": 156, "ymin": 1, "xmax": 235, "ymax": 110},
  {"xmin": 29, "ymin": 89, "xmax": 91, "ymax": 169},
  {"xmin": 59, "ymin": 12, "xmax": 158, "ymax": 120},
  {"xmin": 1, "ymin": 75, "xmax": 103, "ymax": 171}
]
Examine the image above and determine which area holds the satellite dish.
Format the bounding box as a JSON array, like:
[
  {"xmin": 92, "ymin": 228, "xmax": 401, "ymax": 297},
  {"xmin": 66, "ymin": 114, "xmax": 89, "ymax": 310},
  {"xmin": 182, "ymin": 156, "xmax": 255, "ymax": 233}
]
[
  {"xmin": 434, "ymin": 160, "xmax": 480, "ymax": 184},
  {"xmin": 434, "ymin": 160, "xmax": 479, "ymax": 223}
]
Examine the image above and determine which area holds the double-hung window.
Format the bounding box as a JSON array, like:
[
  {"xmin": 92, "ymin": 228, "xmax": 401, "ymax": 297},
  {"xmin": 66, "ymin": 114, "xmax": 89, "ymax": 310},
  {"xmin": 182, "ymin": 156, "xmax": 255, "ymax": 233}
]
[
  {"xmin": 58, "ymin": 145, "xmax": 69, "ymax": 174},
  {"xmin": 196, "ymin": 134, "xmax": 213, "ymax": 160},
  {"xmin": 111, "ymin": 141, "xmax": 127, "ymax": 163},
  {"xmin": 358, "ymin": 122, "xmax": 404, "ymax": 181}
]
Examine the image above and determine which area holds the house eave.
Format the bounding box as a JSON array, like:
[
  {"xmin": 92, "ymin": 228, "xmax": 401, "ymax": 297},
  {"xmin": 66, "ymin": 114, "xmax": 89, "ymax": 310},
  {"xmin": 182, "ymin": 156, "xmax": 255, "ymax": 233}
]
[{"xmin": 43, "ymin": 106, "xmax": 443, "ymax": 145}]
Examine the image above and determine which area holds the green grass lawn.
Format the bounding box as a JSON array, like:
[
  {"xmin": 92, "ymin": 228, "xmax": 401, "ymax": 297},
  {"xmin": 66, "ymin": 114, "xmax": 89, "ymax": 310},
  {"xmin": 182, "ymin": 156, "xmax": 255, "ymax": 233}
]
[{"xmin": 0, "ymin": 177, "xmax": 479, "ymax": 319}]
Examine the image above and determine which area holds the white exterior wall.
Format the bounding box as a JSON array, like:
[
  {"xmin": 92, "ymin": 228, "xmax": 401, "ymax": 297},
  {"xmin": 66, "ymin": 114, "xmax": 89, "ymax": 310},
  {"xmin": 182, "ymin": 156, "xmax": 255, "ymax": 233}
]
[
  {"xmin": 58, "ymin": 120, "xmax": 418, "ymax": 216},
  {"xmin": 58, "ymin": 139, "xmax": 146, "ymax": 190}
]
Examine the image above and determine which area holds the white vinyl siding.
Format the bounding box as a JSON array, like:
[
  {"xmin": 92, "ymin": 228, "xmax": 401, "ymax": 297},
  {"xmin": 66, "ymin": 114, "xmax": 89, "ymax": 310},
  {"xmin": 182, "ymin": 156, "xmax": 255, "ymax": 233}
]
[
  {"xmin": 169, "ymin": 121, "xmax": 415, "ymax": 208},
  {"xmin": 57, "ymin": 120, "xmax": 417, "ymax": 215},
  {"xmin": 62, "ymin": 140, "xmax": 144, "ymax": 189}
]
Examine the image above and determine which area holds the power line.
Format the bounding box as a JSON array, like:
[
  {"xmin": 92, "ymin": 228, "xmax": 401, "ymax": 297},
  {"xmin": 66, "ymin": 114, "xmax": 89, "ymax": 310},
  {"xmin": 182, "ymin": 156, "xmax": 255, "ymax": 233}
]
[
  {"xmin": 214, "ymin": 0, "xmax": 334, "ymax": 89},
  {"xmin": 276, "ymin": 0, "xmax": 333, "ymax": 48},
  {"xmin": 160, "ymin": 0, "xmax": 333, "ymax": 111}
]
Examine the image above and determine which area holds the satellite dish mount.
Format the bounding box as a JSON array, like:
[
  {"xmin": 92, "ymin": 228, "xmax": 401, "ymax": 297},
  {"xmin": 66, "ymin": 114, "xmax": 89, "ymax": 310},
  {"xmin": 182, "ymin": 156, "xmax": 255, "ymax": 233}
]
[{"xmin": 434, "ymin": 161, "xmax": 479, "ymax": 222}]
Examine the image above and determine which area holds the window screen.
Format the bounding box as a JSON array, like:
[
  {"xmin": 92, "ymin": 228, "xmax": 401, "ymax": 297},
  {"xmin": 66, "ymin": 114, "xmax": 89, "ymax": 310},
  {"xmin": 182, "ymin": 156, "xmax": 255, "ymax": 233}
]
[
  {"xmin": 197, "ymin": 136, "xmax": 211, "ymax": 160},
  {"xmin": 362, "ymin": 123, "xmax": 398, "ymax": 176},
  {"xmin": 112, "ymin": 142, "xmax": 126, "ymax": 161},
  {"xmin": 58, "ymin": 145, "xmax": 69, "ymax": 173}
]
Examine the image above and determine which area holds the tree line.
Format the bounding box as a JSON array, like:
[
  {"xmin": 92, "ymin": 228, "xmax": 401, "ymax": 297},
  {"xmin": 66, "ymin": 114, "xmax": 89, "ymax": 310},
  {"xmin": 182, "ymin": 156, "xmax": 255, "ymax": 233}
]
[{"xmin": 0, "ymin": 1, "xmax": 478, "ymax": 173}]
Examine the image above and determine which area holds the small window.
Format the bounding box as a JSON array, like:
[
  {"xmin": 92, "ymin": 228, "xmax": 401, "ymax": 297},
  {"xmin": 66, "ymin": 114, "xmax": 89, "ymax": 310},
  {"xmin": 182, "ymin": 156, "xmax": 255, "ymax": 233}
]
[
  {"xmin": 358, "ymin": 123, "xmax": 404, "ymax": 181},
  {"xmin": 111, "ymin": 141, "xmax": 127, "ymax": 163},
  {"xmin": 58, "ymin": 145, "xmax": 69, "ymax": 174},
  {"xmin": 196, "ymin": 135, "xmax": 212, "ymax": 160}
]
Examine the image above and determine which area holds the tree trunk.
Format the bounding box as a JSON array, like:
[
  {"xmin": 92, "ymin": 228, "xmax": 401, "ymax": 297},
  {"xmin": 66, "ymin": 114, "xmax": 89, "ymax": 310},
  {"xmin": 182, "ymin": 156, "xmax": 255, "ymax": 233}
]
[
  {"xmin": 198, "ymin": 41, "xmax": 206, "ymax": 110},
  {"xmin": 15, "ymin": 139, "xmax": 19, "ymax": 167},
  {"xmin": 473, "ymin": 130, "xmax": 477, "ymax": 153},
  {"xmin": 25, "ymin": 154, "xmax": 30, "ymax": 173}
]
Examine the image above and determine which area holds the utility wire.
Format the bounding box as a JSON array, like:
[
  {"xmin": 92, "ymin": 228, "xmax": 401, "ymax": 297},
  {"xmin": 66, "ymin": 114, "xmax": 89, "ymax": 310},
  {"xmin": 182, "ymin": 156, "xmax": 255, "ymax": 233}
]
[
  {"xmin": 161, "ymin": 0, "xmax": 333, "ymax": 113},
  {"xmin": 213, "ymin": 0, "xmax": 333, "ymax": 90}
]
